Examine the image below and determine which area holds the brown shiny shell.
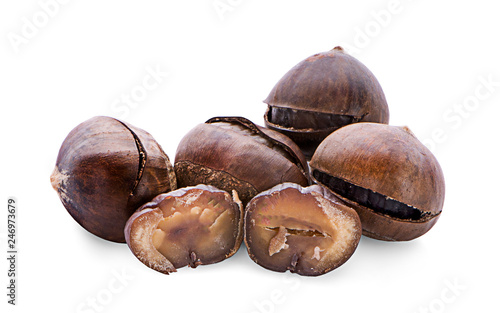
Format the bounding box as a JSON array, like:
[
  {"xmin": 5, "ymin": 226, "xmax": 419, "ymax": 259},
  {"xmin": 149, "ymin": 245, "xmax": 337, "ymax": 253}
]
[
  {"xmin": 50, "ymin": 116, "xmax": 176, "ymax": 243},
  {"xmin": 310, "ymin": 123, "xmax": 445, "ymax": 241},
  {"xmin": 264, "ymin": 46, "xmax": 389, "ymax": 158},
  {"xmin": 174, "ymin": 116, "xmax": 309, "ymax": 205}
]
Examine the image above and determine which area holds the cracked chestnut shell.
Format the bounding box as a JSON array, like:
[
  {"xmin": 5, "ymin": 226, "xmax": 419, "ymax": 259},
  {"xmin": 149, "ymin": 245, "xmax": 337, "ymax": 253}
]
[
  {"xmin": 264, "ymin": 46, "xmax": 390, "ymax": 159},
  {"xmin": 244, "ymin": 183, "xmax": 362, "ymax": 276},
  {"xmin": 310, "ymin": 123, "xmax": 445, "ymax": 241},
  {"xmin": 50, "ymin": 116, "xmax": 176, "ymax": 243},
  {"xmin": 174, "ymin": 116, "xmax": 309, "ymax": 205},
  {"xmin": 125, "ymin": 185, "xmax": 243, "ymax": 274}
]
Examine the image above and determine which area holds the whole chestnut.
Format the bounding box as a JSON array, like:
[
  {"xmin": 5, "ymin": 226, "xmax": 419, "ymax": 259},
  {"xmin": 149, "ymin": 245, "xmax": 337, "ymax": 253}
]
[
  {"xmin": 244, "ymin": 183, "xmax": 362, "ymax": 276},
  {"xmin": 174, "ymin": 116, "xmax": 309, "ymax": 205},
  {"xmin": 50, "ymin": 116, "xmax": 176, "ymax": 243},
  {"xmin": 310, "ymin": 123, "xmax": 445, "ymax": 241},
  {"xmin": 125, "ymin": 184, "xmax": 243, "ymax": 274},
  {"xmin": 264, "ymin": 46, "xmax": 390, "ymax": 159}
]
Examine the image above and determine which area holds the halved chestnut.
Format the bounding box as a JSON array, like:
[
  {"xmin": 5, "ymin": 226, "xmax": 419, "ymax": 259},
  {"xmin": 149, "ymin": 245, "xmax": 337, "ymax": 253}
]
[
  {"xmin": 125, "ymin": 185, "xmax": 243, "ymax": 274},
  {"xmin": 244, "ymin": 183, "xmax": 361, "ymax": 276}
]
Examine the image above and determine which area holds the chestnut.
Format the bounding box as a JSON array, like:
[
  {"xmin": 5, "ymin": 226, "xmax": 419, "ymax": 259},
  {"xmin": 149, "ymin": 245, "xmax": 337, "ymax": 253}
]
[
  {"xmin": 174, "ymin": 116, "xmax": 309, "ymax": 205},
  {"xmin": 50, "ymin": 116, "xmax": 176, "ymax": 243},
  {"xmin": 264, "ymin": 46, "xmax": 390, "ymax": 159},
  {"xmin": 244, "ymin": 183, "xmax": 362, "ymax": 276},
  {"xmin": 125, "ymin": 184, "xmax": 243, "ymax": 274},
  {"xmin": 310, "ymin": 123, "xmax": 445, "ymax": 241}
]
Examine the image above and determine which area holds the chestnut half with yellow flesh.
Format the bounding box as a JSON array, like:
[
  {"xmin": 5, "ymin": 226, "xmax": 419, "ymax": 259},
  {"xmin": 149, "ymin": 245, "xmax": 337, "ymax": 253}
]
[
  {"xmin": 244, "ymin": 183, "xmax": 362, "ymax": 276},
  {"xmin": 264, "ymin": 46, "xmax": 390, "ymax": 159},
  {"xmin": 175, "ymin": 116, "xmax": 309, "ymax": 205},
  {"xmin": 310, "ymin": 123, "xmax": 445, "ymax": 241},
  {"xmin": 125, "ymin": 185, "xmax": 243, "ymax": 274},
  {"xmin": 50, "ymin": 116, "xmax": 176, "ymax": 243}
]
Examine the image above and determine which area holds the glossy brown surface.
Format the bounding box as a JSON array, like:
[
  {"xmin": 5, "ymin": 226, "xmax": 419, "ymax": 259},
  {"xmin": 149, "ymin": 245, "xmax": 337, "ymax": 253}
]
[
  {"xmin": 50, "ymin": 116, "xmax": 176, "ymax": 243},
  {"xmin": 174, "ymin": 116, "xmax": 309, "ymax": 205},
  {"xmin": 244, "ymin": 183, "xmax": 361, "ymax": 276},
  {"xmin": 264, "ymin": 46, "xmax": 389, "ymax": 158},
  {"xmin": 310, "ymin": 123, "xmax": 445, "ymax": 241},
  {"xmin": 125, "ymin": 185, "xmax": 243, "ymax": 274}
]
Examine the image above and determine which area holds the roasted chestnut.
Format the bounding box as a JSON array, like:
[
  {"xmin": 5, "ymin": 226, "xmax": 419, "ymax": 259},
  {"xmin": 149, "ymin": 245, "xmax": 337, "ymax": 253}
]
[
  {"xmin": 125, "ymin": 185, "xmax": 243, "ymax": 274},
  {"xmin": 310, "ymin": 123, "xmax": 445, "ymax": 241},
  {"xmin": 50, "ymin": 116, "xmax": 176, "ymax": 243},
  {"xmin": 244, "ymin": 183, "xmax": 362, "ymax": 276},
  {"xmin": 264, "ymin": 46, "xmax": 390, "ymax": 159},
  {"xmin": 174, "ymin": 116, "xmax": 309, "ymax": 205}
]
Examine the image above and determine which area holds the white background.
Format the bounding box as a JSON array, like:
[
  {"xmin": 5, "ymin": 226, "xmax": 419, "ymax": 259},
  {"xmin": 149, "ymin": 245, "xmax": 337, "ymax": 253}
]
[{"xmin": 1, "ymin": 1, "xmax": 499, "ymax": 312}]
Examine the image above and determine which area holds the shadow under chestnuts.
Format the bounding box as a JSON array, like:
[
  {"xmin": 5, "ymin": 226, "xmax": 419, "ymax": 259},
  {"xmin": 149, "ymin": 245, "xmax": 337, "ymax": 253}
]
[{"xmin": 51, "ymin": 46, "xmax": 445, "ymax": 277}]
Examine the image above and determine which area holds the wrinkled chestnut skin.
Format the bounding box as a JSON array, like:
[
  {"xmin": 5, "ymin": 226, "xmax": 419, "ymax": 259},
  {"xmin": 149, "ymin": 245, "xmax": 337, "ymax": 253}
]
[
  {"xmin": 245, "ymin": 183, "xmax": 362, "ymax": 276},
  {"xmin": 125, "ymin": 185, "xmax": 243, "ymax": 274},
  {"xmin": 174, "ymin": 116, "xmax": 309, "ymax": 205},
  {"xmin": 310, "ymin": 123, "xmax": 445, "ymax": 241},
  {"xmin": 50, "ymin": 116, "xmax": 176, "ymax": 243},
  {"xmin": 264, "ymin": 46, "xmax": 389, "ymax": 159}
]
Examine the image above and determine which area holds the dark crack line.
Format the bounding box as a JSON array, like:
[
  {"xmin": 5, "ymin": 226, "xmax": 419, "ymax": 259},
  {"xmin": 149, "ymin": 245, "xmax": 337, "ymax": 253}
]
[{"xmin": 265, "ymin": 226, "xmax": 329, "ymax": 238}]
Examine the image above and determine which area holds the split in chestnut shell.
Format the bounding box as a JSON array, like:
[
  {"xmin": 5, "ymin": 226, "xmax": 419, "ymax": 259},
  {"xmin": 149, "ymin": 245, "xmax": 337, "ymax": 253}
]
[
  {"xmin": 264, "ymin": 46, "xmax": 390, "ymax": 159},
  {"xmin": 310, "ymin": 122, "xmax": 445, "ymax": 241},
  {"xmin": 50, "ymin": 116, "xmax": 176, "ymax": 243}
]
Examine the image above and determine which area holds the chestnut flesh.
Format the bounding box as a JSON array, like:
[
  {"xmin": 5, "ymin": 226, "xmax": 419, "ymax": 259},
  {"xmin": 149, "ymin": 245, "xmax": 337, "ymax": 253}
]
[
  {"xmin": 264, "ymin": 46, "xmax": 390, "ymax": 159},
  {"xmin": 174, "ymin": 116, "xmax": 309, "ymax": 205},
  {"xmin": 50, "ymin": 116, "xmax": 176, "ymax": 243},
  {"xmin": 125, "ymin": 185, "xmax": 243, "ymax": 274},
  {"xmin": 310, "ymin": 123, "xmax": 445, "ymax": 241},
  {"xmin": 244, "ymin": 183, "xmax": 361, "ymax": 276}
]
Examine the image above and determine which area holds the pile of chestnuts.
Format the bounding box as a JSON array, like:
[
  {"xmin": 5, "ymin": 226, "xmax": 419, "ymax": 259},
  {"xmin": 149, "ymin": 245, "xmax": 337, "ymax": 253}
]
[{"xmin": 51, "ymin": 46, "xmax": 445, "ymax": 277}]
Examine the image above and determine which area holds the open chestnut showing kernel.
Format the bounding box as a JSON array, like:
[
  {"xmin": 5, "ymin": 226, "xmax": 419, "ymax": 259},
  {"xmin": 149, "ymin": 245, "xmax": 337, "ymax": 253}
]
[
  {"xmin": 310, "ymin": 123, "xmax": 445, "ymax": 241},
  {"xmin": 50, "ymin": 116, "xmax": 176, "ymax": 243},
  {"xmin": 125, "ymin": 185, "xmax": 243, "ymax": 274},
  {"xmin": 244, "ymin": 183, "xmax": 362, "ymax": 276},
  {"xmin": 174, "ymin": 116, "xmax": 309, "ymax": 205},
  {"xmin": 264, "ymin": 46, "xmax": 390, "ymax": 159}
]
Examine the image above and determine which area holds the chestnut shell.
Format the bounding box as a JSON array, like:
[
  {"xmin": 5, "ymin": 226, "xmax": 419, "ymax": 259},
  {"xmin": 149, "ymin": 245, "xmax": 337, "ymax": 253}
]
[
  {"xmin": 264, "ymin": 46, "xmax": 390, "ymax": 158},
  {"xmin": 174, "ymin": 116, "xmax": 309, "ymax": 205},
  {"xmin": 310, "ymin": 123, "xmax": 445, "ymax": 241},
  {"xmin": 50, "ymin": 116, "xmax": 176, "ymax": 243}
]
